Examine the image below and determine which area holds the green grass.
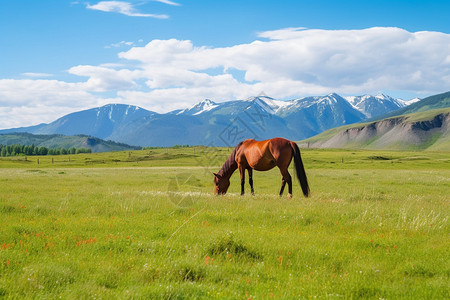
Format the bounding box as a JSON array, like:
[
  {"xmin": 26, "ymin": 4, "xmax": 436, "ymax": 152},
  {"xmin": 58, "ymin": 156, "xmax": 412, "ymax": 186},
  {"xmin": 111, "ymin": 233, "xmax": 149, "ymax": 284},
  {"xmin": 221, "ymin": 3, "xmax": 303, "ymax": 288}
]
[{"xmin": 0, "ymin": 147, "xmax": 449, "ymax": 299}]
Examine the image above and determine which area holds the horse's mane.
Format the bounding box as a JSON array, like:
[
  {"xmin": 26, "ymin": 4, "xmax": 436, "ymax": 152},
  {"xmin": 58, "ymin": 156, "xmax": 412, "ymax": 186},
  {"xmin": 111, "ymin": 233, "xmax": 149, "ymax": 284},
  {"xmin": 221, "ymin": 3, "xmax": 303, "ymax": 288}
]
[{"xmin": 218, "ymin": 141, "xmax": 243, "ymax": 178}]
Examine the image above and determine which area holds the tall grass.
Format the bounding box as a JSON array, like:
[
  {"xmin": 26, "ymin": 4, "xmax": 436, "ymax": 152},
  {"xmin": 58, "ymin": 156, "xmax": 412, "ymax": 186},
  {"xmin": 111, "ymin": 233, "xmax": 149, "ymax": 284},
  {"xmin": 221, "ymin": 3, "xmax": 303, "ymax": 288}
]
[{"xmin": 0, "ymin": 148, "xmax": 449, "ymax": 298}]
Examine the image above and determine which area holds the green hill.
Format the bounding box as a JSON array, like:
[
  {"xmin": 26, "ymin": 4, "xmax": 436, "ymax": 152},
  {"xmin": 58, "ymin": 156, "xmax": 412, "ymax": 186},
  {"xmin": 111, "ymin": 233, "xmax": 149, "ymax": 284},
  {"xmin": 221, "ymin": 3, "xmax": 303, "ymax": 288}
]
[
  {"xmin": 0, "ymin": 133, "xmax": 141, "ymax": 153},
  {"xmin": 299, "ymin": 108, "xmax": 450, "ymax": 151}
]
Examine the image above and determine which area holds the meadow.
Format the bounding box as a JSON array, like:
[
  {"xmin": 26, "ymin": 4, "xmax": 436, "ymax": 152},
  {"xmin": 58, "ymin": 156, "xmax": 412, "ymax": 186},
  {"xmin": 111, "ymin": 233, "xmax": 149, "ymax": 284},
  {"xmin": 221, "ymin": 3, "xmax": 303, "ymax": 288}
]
[{"xmin": 0, "ymin": 147, "xmax": 449, "ymax": 299}]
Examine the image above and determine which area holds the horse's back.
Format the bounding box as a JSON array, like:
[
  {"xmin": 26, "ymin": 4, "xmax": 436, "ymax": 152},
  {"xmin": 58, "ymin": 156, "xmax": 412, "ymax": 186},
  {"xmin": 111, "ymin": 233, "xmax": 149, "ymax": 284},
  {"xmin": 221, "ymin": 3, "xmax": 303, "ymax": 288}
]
[{"xmin": 237, "ymin": 138, "xmax": 293, "ymax": 170}]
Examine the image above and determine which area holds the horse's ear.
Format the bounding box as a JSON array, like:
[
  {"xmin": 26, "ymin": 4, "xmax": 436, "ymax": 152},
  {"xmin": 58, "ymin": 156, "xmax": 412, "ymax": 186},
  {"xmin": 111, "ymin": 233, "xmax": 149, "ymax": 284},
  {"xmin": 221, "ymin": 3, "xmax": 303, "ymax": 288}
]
[{"xmin": 213, "ymin": 172, "xmax": 221, "ymax": 178}]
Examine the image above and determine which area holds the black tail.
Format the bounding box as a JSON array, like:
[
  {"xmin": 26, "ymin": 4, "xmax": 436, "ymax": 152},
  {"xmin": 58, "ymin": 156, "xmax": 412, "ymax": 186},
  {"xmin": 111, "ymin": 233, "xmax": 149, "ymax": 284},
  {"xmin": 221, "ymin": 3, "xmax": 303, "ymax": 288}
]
[{"xmin": 290, "ymin": 142, "xmax": 310, "ymax": 197}]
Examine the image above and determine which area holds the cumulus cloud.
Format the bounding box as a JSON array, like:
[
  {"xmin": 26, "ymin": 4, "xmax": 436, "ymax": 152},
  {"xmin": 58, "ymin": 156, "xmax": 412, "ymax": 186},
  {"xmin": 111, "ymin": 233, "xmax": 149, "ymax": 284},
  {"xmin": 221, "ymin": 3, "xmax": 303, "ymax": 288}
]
[
  {"xmin": 2, "ymin": 27, "xmax": 450, "ymax": 129},
  {"xmin": 87, "ymin": 1, "xmax": 169, "ymax": 18},
  {"xmin": 0, "ymin": 79, "xmax": 109, "ymax": 128},
  {"xmin": 68, "ymin": 65, "xmax": 140, "ymax": 91},
  {"xmin": 117, "ymin": 27, "xmax": 450, "ymax": 98}
]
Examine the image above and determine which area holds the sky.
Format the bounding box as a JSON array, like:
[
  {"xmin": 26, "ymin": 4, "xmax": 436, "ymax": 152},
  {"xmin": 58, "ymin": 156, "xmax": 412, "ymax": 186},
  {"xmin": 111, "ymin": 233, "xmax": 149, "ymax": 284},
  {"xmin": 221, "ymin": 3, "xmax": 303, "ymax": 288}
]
[{"xmin": 1, "ymin": 0, "xmax": 450, "ymax": 129}]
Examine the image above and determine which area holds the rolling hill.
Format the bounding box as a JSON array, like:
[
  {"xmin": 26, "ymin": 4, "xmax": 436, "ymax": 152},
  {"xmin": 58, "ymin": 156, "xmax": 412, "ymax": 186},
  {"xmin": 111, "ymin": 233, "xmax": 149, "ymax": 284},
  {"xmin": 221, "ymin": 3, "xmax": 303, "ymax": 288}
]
[
  {"xmin": 298, "ymin": 108, "xmax": 450, "ymax": 151},
  {"xmin": 0, "ymin": 133, "xmax": 141, "ymax": 153}
]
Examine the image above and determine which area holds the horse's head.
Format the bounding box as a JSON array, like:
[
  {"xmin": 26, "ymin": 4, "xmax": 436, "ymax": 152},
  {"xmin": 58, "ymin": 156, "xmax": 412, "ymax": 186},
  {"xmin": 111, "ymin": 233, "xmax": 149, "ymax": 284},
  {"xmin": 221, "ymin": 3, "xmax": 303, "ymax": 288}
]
[{"xmin": 213, "ymin": 173, "xmax": 230, "ymax": 195}]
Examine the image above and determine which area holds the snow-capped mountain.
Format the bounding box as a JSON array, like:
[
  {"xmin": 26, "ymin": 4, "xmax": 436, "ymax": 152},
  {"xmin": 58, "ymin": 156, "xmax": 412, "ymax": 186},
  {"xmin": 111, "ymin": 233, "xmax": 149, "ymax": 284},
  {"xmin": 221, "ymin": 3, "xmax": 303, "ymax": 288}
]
[
  {"xmin": 345, "ymin": 94, "xmax": 419, "ymax": 118},
  {"xmin": 0, "ymin": 93, "xmax": 420, "ymax": 147},
  {"xmin": 177, "ymin": 99, "xmax": 218, "ymax": 116},
  {"xmin": 276, "ymin": 93, "xmax": 366, "ymax": 137},
  {"xmin": 398, "ymin": 97, "xmax": 420, "ymax": 106}
]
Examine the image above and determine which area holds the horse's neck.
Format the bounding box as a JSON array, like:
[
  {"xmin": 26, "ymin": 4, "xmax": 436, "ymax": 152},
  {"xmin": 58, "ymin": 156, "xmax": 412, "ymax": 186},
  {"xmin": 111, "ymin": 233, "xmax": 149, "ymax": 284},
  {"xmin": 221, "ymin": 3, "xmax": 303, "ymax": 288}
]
[{"xmin": 218, "ymin": 153, "xmax": 238, "ymax": 179}]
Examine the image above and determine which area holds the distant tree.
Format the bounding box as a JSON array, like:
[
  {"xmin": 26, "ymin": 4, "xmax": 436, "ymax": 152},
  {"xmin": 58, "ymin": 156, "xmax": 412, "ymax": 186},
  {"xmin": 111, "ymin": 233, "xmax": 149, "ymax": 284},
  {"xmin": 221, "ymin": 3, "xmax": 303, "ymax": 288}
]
[
  {"xmin": 38, "ymin": 147, "xmax": 48, "ymax": 156},
  {"xmin": 0, "ymin": 143, "xmax": 91, "ymax": 156},
  {"xmin": 6, "ymin": 145, "xmax": 13, "ymax": 156}
]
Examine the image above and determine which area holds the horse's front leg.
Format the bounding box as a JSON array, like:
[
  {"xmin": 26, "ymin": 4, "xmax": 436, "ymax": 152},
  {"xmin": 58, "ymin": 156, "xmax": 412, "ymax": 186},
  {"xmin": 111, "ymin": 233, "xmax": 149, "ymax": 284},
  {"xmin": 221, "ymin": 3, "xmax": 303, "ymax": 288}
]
[
  {"xmin": 239, "ymin": 165, "xmax": 245, "ymax": 195},
  {"xmin": 248, "ymin": 168, "xmax": 254, "ymax": 195}
]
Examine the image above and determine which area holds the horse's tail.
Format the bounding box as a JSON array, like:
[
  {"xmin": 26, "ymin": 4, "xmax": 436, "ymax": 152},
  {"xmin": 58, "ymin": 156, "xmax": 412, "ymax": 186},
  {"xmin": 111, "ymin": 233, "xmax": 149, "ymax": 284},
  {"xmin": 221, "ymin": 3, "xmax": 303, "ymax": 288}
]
[{"xmin": 290, "ymin": 141, "xmax": 310, "ymax": 197}]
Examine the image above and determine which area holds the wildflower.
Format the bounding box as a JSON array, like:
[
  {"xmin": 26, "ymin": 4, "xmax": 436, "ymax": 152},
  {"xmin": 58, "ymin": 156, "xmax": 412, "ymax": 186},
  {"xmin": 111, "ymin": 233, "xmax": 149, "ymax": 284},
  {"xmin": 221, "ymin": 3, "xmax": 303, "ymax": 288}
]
[
  {"xmin": 1, "ymin": 243, "xmax": 12, "ymax": 250},
  {"xmin": 76, "ymin": 237, "xmax": 97, "ymax": 247}
]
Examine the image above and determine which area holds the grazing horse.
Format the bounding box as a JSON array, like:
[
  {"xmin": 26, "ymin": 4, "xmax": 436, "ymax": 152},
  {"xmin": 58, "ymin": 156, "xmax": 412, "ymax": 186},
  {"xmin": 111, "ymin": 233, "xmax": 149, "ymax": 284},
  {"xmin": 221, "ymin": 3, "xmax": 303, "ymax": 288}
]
[{"xmin": 213, "ymin": 137, "xmax": 309, "ymax": 197}]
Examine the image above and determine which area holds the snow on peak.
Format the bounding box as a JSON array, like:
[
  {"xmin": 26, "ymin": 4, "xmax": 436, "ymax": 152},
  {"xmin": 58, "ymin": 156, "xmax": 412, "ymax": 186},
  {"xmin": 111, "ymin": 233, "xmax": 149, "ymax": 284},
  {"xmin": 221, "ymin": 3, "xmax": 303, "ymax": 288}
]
[
  {"xmin": 324, "ymin": 93, "xmax": 339, "ymax": 103},
  {"xmin": 397, "ymin": 97, "xmax": 420, "ymax": 107},
  {"xmin": 374, "ymin": 93, "xmax": 396, "ymax": 102},
  {"xmin": 244, "ymin": 95, "xmax": 293, "ymax": 114},
  {"xmin": 178, "ymin": 99, "xmax": 218, "ymax": 115},
  {"xmin": 193, "ymin": 99, "xmax": 218, "ymax": 115}
]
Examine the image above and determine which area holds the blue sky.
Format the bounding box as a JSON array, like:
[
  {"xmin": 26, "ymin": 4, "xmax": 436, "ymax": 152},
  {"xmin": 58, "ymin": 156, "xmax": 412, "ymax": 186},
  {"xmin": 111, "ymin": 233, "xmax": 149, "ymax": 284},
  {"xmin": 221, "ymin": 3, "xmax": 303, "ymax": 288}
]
[{"xmin": 1, "ymin": 0, "xmax": 450, "ymax": 129}]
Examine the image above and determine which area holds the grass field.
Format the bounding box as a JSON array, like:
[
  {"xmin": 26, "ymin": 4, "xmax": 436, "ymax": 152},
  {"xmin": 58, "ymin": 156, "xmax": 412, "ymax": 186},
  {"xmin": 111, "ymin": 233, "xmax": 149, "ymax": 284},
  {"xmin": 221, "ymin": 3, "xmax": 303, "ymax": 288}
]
[{"xmin": 0, "ymin": 147, "xmax": 449, "ymax": 299}]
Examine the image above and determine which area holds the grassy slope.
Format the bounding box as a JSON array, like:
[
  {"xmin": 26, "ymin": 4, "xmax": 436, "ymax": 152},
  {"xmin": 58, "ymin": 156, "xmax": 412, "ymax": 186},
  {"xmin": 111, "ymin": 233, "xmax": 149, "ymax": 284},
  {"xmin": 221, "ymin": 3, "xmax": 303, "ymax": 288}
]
[
  {"xmin": 0, "ymin": 148, "xmax": 449, "ymax": 299},
  {"xmin": 0, "ymin": 133, "xmax": 140, "ymax": 152},
  {"xmin": 300, "ymin": 107, "xmax": 450, "ymax": 150}
]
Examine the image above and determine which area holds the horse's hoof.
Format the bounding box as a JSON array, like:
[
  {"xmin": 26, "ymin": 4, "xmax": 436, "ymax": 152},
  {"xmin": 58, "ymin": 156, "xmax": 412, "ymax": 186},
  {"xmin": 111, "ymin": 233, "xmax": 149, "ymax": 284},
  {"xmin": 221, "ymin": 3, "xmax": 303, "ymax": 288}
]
[{"xmin": 287, "ymin": 194, "xmax": 293, "ymax": 199}]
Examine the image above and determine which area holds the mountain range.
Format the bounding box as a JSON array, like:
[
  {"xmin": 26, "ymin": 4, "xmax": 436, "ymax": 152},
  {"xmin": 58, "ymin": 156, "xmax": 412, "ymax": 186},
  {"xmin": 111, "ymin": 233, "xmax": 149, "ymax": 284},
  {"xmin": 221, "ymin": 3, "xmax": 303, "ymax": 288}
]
[
  {"xmin": 0, "ymin": 93, "xmax": 419, "ymax": 147},
  {"xmin": 298, "ymin": 91, "xmax": 450, "ymax": 151}
]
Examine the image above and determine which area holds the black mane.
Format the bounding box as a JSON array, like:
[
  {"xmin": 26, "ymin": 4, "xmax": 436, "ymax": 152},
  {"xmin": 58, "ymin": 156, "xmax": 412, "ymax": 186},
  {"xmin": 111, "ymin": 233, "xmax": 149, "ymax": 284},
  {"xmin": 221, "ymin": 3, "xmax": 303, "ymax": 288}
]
[{"xmin": 218, "ymin": 141, "xmax": 243, "ymax": 178}]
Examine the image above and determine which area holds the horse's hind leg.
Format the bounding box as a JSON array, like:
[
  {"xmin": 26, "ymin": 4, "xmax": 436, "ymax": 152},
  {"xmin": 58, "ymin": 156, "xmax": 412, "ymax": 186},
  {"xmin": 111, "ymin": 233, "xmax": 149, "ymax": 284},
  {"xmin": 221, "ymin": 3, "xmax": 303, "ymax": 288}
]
[
  {"xmin": 279, "ymin": 178, "xmax": 287, "ymax": 196},
  {"xmin": 279, "ymin": 167, "xmax": 292, "ymax": 198},
  {"xmin": 248, "ymin": 168, "xmax": 254, "ymax": 195}
]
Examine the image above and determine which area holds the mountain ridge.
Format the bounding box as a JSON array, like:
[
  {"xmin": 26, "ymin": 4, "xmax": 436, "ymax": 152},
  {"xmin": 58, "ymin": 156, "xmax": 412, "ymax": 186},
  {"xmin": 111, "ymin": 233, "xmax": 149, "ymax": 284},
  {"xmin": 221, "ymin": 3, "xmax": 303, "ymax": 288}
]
[{"xmin": 0, "ymin": 93, "xmax": 425, "ymax": 147}]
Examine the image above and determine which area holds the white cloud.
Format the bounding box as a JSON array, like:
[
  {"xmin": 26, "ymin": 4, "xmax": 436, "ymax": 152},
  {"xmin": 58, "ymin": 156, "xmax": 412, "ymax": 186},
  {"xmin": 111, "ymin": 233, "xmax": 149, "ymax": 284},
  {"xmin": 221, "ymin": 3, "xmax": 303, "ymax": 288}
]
[
  {"xmin": 86, "ymin": 1, "xmax": 169, "ymax": 18},
  {"xmin": 21, "ymin": 72, "xmax": 53, "ymax": 78},
  {"xmin": 117, "ymin": 27, "xmax": 450, "ymax": 98},
  {"xmin": 1, "ymin": 27, "xmax": 450, "ymax": 129},
  {"xmin": 154, "ymin": 0, "xmax": 180, "ymax": 6},
  {"xmin": 68, "ymin": 65, "xmax": 140, "ymax": 91},
  {"xmin": 0, "ymin": 79, "xmax": 105, "ymax": 128},
  {"xmin": 105, "ymin": 40, "xmax": 134, "ymax": 48}
]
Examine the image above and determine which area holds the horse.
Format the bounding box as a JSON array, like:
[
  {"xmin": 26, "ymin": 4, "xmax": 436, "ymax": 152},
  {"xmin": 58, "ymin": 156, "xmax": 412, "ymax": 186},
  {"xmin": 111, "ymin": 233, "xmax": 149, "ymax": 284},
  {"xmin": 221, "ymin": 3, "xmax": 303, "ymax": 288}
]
[{"xmin": 213, "ymin": 137, "xmax": 309, "ymax": 197}]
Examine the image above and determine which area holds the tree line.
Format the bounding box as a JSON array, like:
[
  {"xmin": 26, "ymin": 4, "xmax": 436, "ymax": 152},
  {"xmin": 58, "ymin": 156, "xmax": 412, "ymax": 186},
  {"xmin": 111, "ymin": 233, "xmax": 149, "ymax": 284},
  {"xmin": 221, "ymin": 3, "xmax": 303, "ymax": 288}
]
[{"xmin": 0, "ymin": 144, "xmax": 92, "ymax": 157}]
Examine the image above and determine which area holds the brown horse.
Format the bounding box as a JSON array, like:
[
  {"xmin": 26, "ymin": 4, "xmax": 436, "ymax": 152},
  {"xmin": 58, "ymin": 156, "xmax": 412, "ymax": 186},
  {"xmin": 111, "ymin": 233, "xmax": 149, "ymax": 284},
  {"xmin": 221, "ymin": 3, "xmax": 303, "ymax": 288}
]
[{"xmin": 213, "ymin": 137, "xmax": 309, "ymax": 197}]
